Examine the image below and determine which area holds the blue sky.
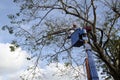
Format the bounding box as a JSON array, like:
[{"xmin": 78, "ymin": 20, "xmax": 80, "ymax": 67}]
[{"xmin": 0, "ymin": 0, "xmax": 19, "ymax": 43}]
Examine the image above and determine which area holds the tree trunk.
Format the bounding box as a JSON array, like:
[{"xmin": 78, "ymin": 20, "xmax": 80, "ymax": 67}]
[
  {"xmin": 93, "ymin": 42, "xmax": 120, "ymax": 80},
  {"xmin": 112, "ymin": 73, "xmax": 120, "ymax": 80}
]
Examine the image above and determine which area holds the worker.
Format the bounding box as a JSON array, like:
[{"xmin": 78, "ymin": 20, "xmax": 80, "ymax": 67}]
[{"xmin": 67, "ymin": 23, "xmax": 78, "ymax": 39}]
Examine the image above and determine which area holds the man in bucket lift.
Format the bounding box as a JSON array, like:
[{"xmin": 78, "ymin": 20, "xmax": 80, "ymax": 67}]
[{"xmin": 70, "ymin": 23, "xmax": 89, "ymax": 47}]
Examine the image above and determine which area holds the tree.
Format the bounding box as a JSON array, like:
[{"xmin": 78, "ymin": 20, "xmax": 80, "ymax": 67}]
[{"xmin": 3, "ymin": 0, "xmax": 120, "ymax": 80}]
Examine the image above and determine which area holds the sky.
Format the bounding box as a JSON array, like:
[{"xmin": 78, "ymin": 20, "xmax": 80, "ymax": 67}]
[
  {"xmin": 0, "ymin": 0, "xmax": 18, "ymax": 43},
  {"xmin": 0, "ymin": 43, "xmax": 30, "ymax": 80},
  {"xmin": 0, "ymin": 43, "xmax": 87, "ymax": 80},
  {"xmin": 0, "ymin": 0, "xmax": 105, "ymax": 80},
  {"xmin": 0, "ymin": 0, "xmax": 87, "ymax": 80}
]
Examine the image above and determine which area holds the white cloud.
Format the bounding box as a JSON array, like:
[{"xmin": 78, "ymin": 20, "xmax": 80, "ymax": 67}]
[
  {"xmin": 0, "ymin": 43, "xmax": 29, "ymax": 76},
  {"xmin": 21, "ymin": 63, "xmax": 86, "ymax": 80},
  {"xmin": 0, "ymin": 43, "xmax": 103, "ymax": 80},
  {"xmin": 43, "ymin": 63, "xmax": 86, "ymax": 80},
  {"xmin": 0, "ymin": 43, "xmax": 85, "ymax": 80}
]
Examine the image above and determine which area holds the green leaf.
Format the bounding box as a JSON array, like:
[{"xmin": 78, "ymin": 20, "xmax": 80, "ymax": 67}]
[
  {"xmin": 7, "ymin": 14, "xmax": 15, "ymax": 19},
  {"xmin": 64, "ymin": 62, "xmax": 70, "ymax": 67},
  {"xmin": 27, "ymin": 57, "xmax": 31, "ymax": 60},
  {"xmin": 1, "ymin": 25, "xmax": 14, "ymax": 34},
  {"xmin": 9, "ymin": 46, "xmax": 15, "ymax": 52},
  {"xmin": 8, "ymin": 27, "xmax": 13, "ymax": 34},
  {"xmin": 16, "ymin": 13, "xmax": 20, "ymax": 16},
  {"xmin": 1, "ymin": 25, "xmax": 8, "ymax": 30}
]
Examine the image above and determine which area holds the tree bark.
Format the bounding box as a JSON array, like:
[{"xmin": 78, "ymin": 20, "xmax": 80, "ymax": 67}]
[{"xmin": 93, "ymin": 42, "xmax": 120, "ymax": 80}]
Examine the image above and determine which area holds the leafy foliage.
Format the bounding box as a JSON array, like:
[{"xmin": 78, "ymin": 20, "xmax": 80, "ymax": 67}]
[{"xmin": 9, "ymin": 46, "xmax": 15, "ymax": 52}]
